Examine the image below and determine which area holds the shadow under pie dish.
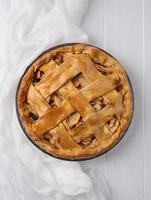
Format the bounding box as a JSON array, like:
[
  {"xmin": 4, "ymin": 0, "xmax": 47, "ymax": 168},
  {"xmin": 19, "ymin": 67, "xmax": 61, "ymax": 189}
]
[{"xmin": 16, "ymin": 43, "xmax": 134, "ymax": 160}]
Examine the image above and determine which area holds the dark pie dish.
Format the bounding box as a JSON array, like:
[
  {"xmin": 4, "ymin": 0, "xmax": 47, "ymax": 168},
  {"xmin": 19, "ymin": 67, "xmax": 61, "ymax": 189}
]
[{"xmin": 16, "ymin": 43, "xmax": 134, "ymax": 161}]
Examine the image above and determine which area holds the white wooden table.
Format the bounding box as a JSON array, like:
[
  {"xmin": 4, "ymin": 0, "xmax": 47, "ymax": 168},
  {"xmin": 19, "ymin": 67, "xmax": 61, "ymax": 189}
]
[{"xmin": 81, "ymin": 0, "xmax": 151, "ymax": 199}]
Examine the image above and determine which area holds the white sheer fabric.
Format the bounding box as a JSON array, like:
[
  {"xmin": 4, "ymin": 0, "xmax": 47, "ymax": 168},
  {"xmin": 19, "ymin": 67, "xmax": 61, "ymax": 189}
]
[{"xmin": 0, "ymin": 0, "xmax": 111, "ymax": 199}]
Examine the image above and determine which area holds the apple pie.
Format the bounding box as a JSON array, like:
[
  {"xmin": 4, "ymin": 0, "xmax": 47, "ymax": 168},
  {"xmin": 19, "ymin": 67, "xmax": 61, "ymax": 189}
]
[{"xmin": 16, "ymin": 43, "xmax": 133, "ymax": 160}]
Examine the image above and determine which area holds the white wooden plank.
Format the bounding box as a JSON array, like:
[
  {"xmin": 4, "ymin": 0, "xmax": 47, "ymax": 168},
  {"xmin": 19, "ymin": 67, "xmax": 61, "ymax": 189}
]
[
  {"xmin": 81, "ymin": 0, "xmax": 148, "ymax": 199},
  {"xmin": 81, "ymin": 0, "xmax": 105, "ymax": 47},
  {"xmin": 104, "ymin": 0, "xmax": 144, "ymax": 200},
  {"xmin": 144, "ymin": 0, "xmax": 151, "ymax": 199}
]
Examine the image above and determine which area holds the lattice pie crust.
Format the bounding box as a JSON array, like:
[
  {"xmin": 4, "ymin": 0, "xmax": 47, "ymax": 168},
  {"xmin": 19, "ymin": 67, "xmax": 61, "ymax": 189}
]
[{"xmin": 17, "ymin": 44, "xmax": 133, "ymax": 160}]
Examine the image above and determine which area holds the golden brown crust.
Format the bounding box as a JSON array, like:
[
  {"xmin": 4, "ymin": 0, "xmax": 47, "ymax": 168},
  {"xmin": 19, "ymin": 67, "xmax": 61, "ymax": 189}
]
[{"xmin": 17, "ymin": 43, "xmax": 133, "ymax": 160}]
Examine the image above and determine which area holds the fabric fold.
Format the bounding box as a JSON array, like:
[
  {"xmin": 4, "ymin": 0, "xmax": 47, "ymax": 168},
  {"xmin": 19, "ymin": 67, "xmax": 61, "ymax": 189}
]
[
  {"xmin": 0, "ymin": 0, "xmax": 111, "ymax": 199},
  {"xmin": 0, "ymin": 0, "xmax": 93, "ymax": 199}
]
